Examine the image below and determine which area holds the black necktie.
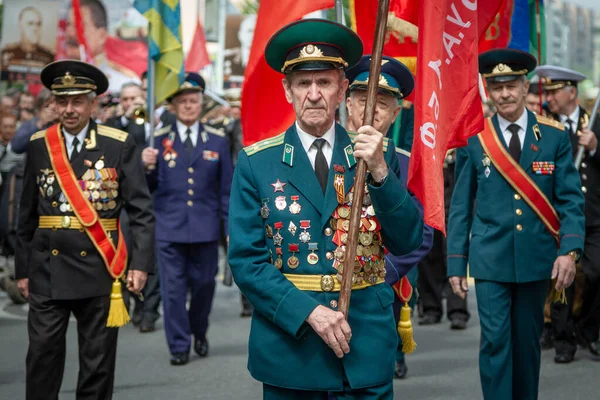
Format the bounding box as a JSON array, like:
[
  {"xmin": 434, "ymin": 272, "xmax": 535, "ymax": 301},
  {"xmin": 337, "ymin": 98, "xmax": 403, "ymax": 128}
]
[
  {"xmin": 184, "ymin": 128, "xmax": 194, "ymax": 155},
  {"xmin": 566, "ymin": 118, "xmax": 575, "ymax": 136},
  {"xmin": 507, "ymin": 124, "xmax": 521, "ymax": 163},
  {"xmin": 70, "ymin": 137, "xmax": 80, "ymax": 161},
  {"xmin": 313, "ymin": 139, "xmax": 328, "ymax": 193}
]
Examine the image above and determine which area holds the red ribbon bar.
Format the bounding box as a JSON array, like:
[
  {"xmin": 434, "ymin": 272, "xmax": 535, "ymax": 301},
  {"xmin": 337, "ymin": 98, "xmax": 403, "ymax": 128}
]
[
  {"xmin": 274, "ymin": 222, "xmax": 283, "ymax": 229},
  {"xmin": 300, "ymin": 220, "xmax": 310, "ymax": 229},
  {"xmin": 276, "ymin": 248, "xmax": 283, "ymax": 256},
  {"xmin": 478, "ymin": 118, "xmax": 559, "ymax": 239},
  {"xmin": 44, "ymin": 124, "xmax": 128, "ymax": 278},
  {"xmin": 290, "ymin": 195, "xmax": 299, "ymax": 201},
  {"xmin": 288, "ymin": 243, "xmax": 299, "ymax": 252}
]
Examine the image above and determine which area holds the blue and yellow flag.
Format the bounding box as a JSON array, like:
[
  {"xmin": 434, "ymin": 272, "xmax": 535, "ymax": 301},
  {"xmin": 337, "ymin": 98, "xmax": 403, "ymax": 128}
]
[{"xmin": 134, "ymin": 0, "xmax": 185, "ymax": 104}]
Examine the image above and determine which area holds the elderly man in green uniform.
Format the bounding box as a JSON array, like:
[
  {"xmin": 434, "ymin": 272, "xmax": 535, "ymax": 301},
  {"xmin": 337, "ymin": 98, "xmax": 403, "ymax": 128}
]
[
  {"xmin": 447, "ymin": 49, "xmax": 585, "ymax": 400},
  {"xmin": 228, "ymin": 20, "xmax": 423, "ymax": 399}
]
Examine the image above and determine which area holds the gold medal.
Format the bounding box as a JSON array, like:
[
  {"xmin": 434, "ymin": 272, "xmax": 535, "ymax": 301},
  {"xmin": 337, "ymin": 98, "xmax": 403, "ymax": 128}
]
[
  {"xmin": 265, "ymin": 224, "xmax": 274, "ymax": 238},
  {"xmin": 359, "ymin": 232, "xmax": 373, "ymax": 246},
  {"xmin": 287, "ymin": 244, "xmax": 300, "ymax": 269},
  {"xmin": 340, "ymin": 232, "xmax": 348, "ymax": 244},
  {"xmin": 95, "ymin": 159, "xmax": 105, "ymax": 170},
  {"xmin": 95, "ymin": 202, "xmax": 103, "ymax": 211},
  {"xmin": 274, "ymin": 248, "xmax": 283, "ymax": 270},
  {"xmin": 92, "ymin": 191, "xmax": 100, "ymax": 200},
  {"xmin": 108, "ymin": 200, "xmax": 117, "ymax": 210},
  {"xmin": 338, "ymin": 206, "xmax": 350, "ymax": 219}
]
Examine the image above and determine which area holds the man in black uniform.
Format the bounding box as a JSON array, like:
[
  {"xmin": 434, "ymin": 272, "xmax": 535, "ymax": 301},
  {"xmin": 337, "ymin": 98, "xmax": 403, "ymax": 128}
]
[
  {"xmin": 15, "ymin": 60, "xmax": 155, "ymax": 399},
  {"xmin": 537, "ymin": 65, "xmax": 600, "ymax": 363}
]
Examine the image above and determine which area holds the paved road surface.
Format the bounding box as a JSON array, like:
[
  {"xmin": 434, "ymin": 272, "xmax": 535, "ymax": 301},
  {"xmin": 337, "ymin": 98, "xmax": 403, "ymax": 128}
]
[{"xmin": 1, "ymin": 280, "xmax": 599, "ymax": 399}]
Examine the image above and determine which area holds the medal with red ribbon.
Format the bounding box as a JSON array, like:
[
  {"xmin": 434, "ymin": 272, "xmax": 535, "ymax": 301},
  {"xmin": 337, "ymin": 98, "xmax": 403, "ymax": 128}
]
[
  {"xmin": 287, "ymin": 243, "xmax": 299, "ymax": 269},
  {"xmin": 274, "ymin": 248, "xmax": 283, "ymax": 269},
  {"xmin": 289, "ymin": 195, "xmax": 301, "ymax": 214},
  {"xmin": 299, "ymin": 220, "xmax": 311, "ymax": 243},
  {"xmin": 162, "ymin": 133, "xmax": 178, "ymax": 168}
]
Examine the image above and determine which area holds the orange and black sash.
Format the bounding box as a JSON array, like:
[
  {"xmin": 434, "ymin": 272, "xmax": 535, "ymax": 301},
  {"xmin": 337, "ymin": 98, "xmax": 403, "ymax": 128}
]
[
  {"xmin": 478, "ymin": 118, "xmax": 560, "ymax": 240},
  {"xmin": 44, "ymin": 124, "xmax": 128, "ymax": 279}
]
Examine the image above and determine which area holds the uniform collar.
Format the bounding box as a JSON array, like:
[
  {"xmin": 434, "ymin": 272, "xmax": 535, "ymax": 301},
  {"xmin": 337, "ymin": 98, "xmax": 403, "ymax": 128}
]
[
  {"xmin": 559, "ymin": 107, "xmax": 580, "ymax": 125},
  {"xmin": 497, "ymin": 108, "xmax": 528, "ymax": 134},
  {"xmin": 295, "ymin": 121, "xmax": 336, "ymax": 154},
  {"xmin": 62, "ymin": 122, "xmax": 90, "ymax": 147}
]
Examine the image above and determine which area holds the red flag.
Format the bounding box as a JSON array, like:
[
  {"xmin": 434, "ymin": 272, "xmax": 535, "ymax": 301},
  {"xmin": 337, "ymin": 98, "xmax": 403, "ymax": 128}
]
[
  {"xmin": 404, "ymin": 0, "xmax": 503, "ymax": 234},
  {"xmin": 478, "ymin": 0, "xmax": 513, "ymax": 52},
  {"xmin": 241, "ymin": 0, "xmax": 334, "ymax": 146},
  {"xmin": 185, "ymin": 20, "xmax": 211, "ymax": 72}
]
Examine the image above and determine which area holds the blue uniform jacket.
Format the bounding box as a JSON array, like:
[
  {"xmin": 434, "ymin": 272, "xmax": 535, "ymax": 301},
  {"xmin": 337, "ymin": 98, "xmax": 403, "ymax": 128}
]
[
  {"xmin": 147, "ymin": 122, "xmax": 233, "ymax": 243},
  {"xmin": 447, "ymin": 111, "xmax": 585, "ymax": 282}
]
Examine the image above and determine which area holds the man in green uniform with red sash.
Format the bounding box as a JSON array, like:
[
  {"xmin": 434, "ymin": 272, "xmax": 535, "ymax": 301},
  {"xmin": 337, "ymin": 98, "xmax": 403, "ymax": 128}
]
[
  {"xmin": 447, "ymin": 49, "xmax": 585, "ymax": 400},
  {"xmin": 15, "ymin": 60, "xmax": 155, "ymax": 400}
]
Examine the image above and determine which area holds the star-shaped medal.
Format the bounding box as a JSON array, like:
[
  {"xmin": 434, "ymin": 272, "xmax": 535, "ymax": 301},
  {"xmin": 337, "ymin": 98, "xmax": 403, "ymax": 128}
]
[{"xmin": 271, "ymin": 179, "xmax": 287, "ymax": 193}]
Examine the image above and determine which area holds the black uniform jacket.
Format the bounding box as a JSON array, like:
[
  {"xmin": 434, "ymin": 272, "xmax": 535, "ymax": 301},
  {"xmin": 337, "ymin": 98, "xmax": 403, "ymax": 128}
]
[{"xmin": 15, "ymin": 120, "xmax": 155, "ymax": 299}]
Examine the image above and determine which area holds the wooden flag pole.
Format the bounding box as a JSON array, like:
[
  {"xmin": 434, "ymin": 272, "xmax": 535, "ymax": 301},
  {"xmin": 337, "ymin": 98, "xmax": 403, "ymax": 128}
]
[{"xmin": 338, "ymin": 0, "xmax": 391, "ymax": 318}]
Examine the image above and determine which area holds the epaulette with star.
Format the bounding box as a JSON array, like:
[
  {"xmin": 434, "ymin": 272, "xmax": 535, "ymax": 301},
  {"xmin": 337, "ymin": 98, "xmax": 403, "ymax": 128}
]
[
  {"xmin": 153, "ymin": 126, "xmax": 171, "ymax": 137},
  {"xmin": 244, "ymin": 132, "xmax": 285, "ymax": 156},
  {"xmin": 97, "ymin": 125, "xmax": 128, "ymax": 142},
  {"xmin": 535, "ymin": 114, "xmax": 565, "ymax": 131},
  {"xmin": 204, "ymin": 125, "xmax": 226, "ymax": 137}
]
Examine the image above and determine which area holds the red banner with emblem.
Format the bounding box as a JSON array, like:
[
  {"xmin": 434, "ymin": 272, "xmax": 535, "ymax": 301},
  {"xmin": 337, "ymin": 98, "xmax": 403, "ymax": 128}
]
[{"xmin": 396, "ymin": 0, "xmax": 503, "ymax": 234}]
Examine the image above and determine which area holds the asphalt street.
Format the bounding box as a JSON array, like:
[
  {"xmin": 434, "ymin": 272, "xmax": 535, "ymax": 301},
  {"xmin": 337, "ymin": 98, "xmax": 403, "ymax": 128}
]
[{"xmin": 1, "ymin": 280, "xmax": 599, "ymax": 399}]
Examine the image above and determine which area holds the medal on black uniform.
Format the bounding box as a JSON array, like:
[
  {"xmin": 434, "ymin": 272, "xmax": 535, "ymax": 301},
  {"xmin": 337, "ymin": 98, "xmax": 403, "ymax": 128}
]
[
  {"xmin": 273, "ymin": 222, "xmax": 284, "ymax": 246},
  {"xmin": 287, "ymin": 244, "xmax": 299, "ymax": 269},
  {"xmin": 289, "ymin": 195, "xmax": 301, "ymax": 214},
  {"xmin": 307, "ymin": 243, "xmax": 319, "ymax": 265},
  {"xmin": 299, "ymin": 220, "xmax": 311, "ymax": 243}
]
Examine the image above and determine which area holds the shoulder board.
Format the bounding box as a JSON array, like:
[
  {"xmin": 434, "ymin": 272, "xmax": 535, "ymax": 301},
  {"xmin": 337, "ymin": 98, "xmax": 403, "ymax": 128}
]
[
  {"xmin": 30, "ymin": 130, "xmax": 46, "ymax": 141},
  {"xmin": 153, "ymin": 126, "xmax": 171, "ymax": 137},
  {"xmin": 244, "ymin": 133, "xmax": 285, "ymax": 156},
  {"xmin": 535, "ymin": 114, "xmax": 565, "ymax": 131},
  {"xmin": 97, "ymin": 125, "xmax": 128, "ymax": 142},
  {"xmin": 346, "ymin": 131, "xmax": 390, "ymax": 152},
  {"xmin": 395, "ymin": 147, "xmax": 411, "ymax": 157},
  {"xmin": 204, "ymin": 125, "xmax": 225, "ymax": 137}
]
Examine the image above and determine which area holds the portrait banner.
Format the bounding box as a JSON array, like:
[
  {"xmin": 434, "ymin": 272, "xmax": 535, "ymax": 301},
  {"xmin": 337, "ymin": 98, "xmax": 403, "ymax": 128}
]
[{"xmin": 0, "ymin": 0, "xmax": 61, "ymax": 84}]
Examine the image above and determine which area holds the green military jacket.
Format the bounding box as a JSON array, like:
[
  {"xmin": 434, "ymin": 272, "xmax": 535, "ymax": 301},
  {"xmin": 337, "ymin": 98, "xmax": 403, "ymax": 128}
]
[
  {"xmin": 447, "ymin": 110, "xmax": 585, "ymax": 282},
  {"xmin": 228, "ymin": 123, "xmax": 423, "ymax": 391}
]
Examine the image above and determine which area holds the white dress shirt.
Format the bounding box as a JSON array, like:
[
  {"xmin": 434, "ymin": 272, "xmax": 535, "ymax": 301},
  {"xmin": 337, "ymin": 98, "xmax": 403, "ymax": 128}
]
[
  {"xmin": 63, "ymin": 123, "xmax": 90, "ymax": 158},
  {"xmin": 559, "ymin": 107, "xmax": 580, "ymax": 134},
  {"xmin": 295, "ymin": 122, "xmax": 335, "ymax": 170},
  {"xmin": 176, "ymin": 120, "xmax": 199, "ymax": 147},
  {"xmin": 498, "ymin": 110, "xmax": 527, "ymax": 150}
]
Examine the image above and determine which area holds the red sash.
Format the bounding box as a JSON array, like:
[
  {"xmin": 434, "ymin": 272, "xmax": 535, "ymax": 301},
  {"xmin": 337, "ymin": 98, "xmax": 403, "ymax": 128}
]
[
  {"xmin": 478, "ymin": 118, "xmax": 560, "ymax": 240},
  {"xmin": 44, "ymin": 124, "xmax": 128, "ymax": 279}
]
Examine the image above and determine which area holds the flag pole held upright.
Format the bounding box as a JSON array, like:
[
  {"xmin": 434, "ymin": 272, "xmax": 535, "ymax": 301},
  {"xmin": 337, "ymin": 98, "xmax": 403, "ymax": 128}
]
[
  {"xmin": 147, "ymin": 21, "xmax": 156, "ymax": 149},
  {"xmin": 338, "ymin": 0, "xmax": 390, "ymax": 319}
]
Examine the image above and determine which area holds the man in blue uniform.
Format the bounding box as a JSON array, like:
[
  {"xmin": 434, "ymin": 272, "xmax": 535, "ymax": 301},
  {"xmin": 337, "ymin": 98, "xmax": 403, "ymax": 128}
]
[
  {"xmin": 447, "ymin": 49, "xmax": 585, "ymax": 400},
  {"xmin": 345, "ymin": 55, "xmax": 434, "ymax": 379},
  {"xmin": 142, "ymin": 73, "xmax": 233, "ymax": 366},
  {"xmin": 228, "ymin": 20, "xmax": 423, "ymax": 399}
]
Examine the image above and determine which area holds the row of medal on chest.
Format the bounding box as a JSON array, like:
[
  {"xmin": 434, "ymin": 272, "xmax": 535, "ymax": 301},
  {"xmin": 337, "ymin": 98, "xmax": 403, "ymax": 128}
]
[
  {"xmin": 263, "ymin": 203, "xmax": 386, "ymax": 282},
  {"xmin": 37, "ymin": 167, "xmax": 119, "ymax": 211}
]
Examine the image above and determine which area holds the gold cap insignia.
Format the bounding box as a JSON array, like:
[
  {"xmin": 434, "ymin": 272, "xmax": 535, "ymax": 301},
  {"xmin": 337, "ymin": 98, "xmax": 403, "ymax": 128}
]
[
  {"xmin": 300, "ymin": 44, "xmax": 324, "ymax": 59},
  {"xmin": 492, "ymin": 63, "xmax": 512, "ymax": 74},
  {"xmin": 61, "ymin": 72, "xmax": 76, "ymax": 87}
]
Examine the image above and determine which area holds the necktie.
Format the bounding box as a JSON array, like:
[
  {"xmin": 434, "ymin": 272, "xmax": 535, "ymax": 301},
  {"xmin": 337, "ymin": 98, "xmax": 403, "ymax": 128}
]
[
  {"xmin": 70, "ymin": 137, "xmax": 80, "ymax": 161},
  {"xmin": 313, "ymin": 138, "xmax": 328, "ymax": 193},
  {"xmin": 566, "ymin": 118, "xmax": 575, "ymax": 136},
  {"xmin": 507, "ymin": 124, "xmax": 521, "ymax": 163},
  {"xmin": 184, "ymin": 128, "xmax": 194, "ymax": 155}
]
